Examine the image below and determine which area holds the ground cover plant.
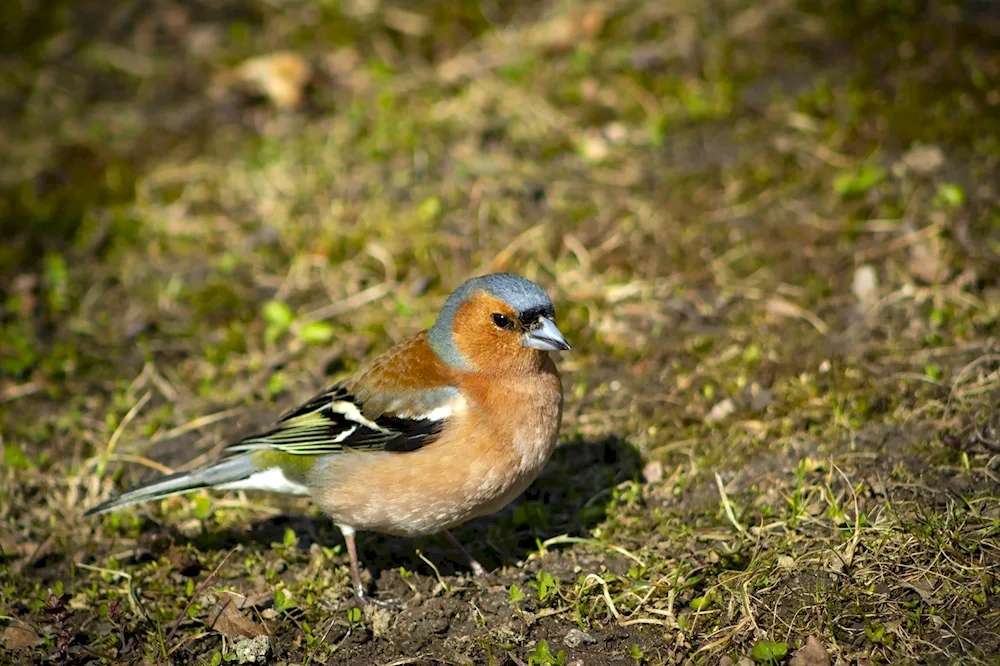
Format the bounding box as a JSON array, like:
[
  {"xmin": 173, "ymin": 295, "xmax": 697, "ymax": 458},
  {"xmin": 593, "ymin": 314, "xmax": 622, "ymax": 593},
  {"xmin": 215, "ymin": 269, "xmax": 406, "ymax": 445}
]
[{"xmin": 2, "ymin": 0, "xmax": 1000, "ymax": 664}]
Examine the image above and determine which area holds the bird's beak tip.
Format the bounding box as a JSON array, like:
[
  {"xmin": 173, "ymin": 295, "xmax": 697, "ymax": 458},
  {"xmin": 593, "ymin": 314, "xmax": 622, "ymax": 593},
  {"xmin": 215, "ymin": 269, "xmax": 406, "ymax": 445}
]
[{"xmin": 523, "ymin": 318, "xmax": 571, "ymax": 352}]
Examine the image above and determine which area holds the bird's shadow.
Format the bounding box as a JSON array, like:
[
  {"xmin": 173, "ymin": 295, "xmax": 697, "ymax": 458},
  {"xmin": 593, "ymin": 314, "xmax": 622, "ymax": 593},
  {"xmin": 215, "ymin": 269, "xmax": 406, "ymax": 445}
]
[{"xmin": 162, "ymin": 436, "xmax": 642, "ymax": 582}]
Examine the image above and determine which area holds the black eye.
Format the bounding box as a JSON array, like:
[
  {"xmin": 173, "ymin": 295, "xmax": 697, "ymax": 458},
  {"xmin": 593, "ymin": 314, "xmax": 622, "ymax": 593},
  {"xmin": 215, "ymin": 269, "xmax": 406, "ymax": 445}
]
[{"xmin": 492, "ymin": 313, "xmax": 515, "ymax": 330}]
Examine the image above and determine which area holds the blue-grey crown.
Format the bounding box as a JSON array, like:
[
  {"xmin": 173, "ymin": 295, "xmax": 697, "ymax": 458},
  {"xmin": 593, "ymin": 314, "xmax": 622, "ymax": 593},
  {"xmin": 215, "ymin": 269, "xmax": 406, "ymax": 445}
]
[{"xmin": 428, "ymin": 273, "xmax": 555, "ymax": 369}]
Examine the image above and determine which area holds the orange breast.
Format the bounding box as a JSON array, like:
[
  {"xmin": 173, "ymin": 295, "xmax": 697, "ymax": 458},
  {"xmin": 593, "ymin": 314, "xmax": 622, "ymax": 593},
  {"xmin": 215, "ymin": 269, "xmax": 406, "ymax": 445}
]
[{"xmin": 310, "ymin": 358, "xmax": 563, "ymax": 536}]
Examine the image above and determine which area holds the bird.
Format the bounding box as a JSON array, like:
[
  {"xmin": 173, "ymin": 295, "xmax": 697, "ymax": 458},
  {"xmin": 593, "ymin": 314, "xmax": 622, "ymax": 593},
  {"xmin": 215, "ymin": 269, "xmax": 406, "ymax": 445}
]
[{"xmin": 85, "ymin": 273, "xmax": 570, "ymax": 602}]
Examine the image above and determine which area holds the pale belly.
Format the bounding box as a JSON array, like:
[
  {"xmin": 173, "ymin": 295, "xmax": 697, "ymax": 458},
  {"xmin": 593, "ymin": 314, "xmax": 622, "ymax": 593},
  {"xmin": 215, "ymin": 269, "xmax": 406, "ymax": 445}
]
[{"xmin": 309, "ymin": 429, "xmax": 559, "ymax": 537}]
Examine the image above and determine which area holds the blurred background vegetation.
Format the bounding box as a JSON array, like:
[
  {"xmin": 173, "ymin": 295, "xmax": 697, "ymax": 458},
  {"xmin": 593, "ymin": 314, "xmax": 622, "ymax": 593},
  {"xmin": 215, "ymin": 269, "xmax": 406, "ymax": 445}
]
[{"xmin": 2, "ymin": 0, "xmax": 1000, "ymax": 664}]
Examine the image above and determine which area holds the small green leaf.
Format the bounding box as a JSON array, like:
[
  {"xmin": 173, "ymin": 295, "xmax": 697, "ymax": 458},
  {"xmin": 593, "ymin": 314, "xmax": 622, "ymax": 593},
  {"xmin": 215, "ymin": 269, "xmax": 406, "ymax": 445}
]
[
  {"xmin": 417, "ymin": 196, "xmax": 443, "ymax": 222},
  {"xmin": 192, "ymin": 494, "xmax": 212, "ymax": 520},
  {"xmin": 297, "ymin": 321, "xmax": 336, "ymax": 345},
  {"xmin": 865, "ymin": 624, "xmax": 893, "ymax": 646},
  {"xmin": 934, "ymin": 183, "xmax": 965, "ymax": 208},
  {"xmin": 266, "ymin": 372, "xmax": 287, "ymax": 399},
  {"xmin": 43, "ymin": 252, "xmax": 70, "ymax": 313},
  {"xmin": 689, "ymin": 595, "xmax": 711, "ymax": 611},
  {"xmin": 262, "ymin": 300, "xmax": 294, "ymax": 327},
  {"xmin": 3, "ymin": 441, "xmax": 33, "ymax": 470},
  {"xmin": 750, "ymin": 640, "xmax": 788, "ymax": 663},
  {"xmin": 508, "ymin": 584, "xmax": 526, "ymax": 605},
  {"xmin": 534, "ymin": 571, "xmax": 558, "ymax": 601},
  {"xmin": 347, "ymin": 606, "xmax": 361, "ymax": 623},
  {"xmin": 629, "ymin": 644, "xmax": 644, "ymax": 660},
  {"xmin": 274, "ymin": 588, "xmax": 296, "ymax": 612},
  {"xmin": 833, "ymin": 166, "xmax": 885, "ymax": 198},
  {"xmin": 0, "ymin": 323, "xmax": 40, "ymax": 378},
  {"xmin": 527, "ymin": 639, "xmax": 565, "ymax": 666},
  {"xmin": 628, "ymin": 565, "xmax": 647, "ymax": 579},
  {"xmin": 211, "ymin": 651, "xmax": 222, "ymax": 666},
  {"xmin": 217, "ymin": 253, "xmax": 238, "ymax": 274},
  {"xmin": 283, "ymin": 527, "xmax": 297, "ymax": 548},
  {"xmin": 263, "ymin": 301, "xmax": 295, "ymax": 343}
]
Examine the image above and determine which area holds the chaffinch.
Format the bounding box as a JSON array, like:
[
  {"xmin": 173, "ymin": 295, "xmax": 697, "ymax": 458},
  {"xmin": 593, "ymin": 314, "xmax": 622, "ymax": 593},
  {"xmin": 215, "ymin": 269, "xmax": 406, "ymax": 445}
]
[{"xmin": 85, "ymin": 273, "xmax": 570, "ymax": 601}]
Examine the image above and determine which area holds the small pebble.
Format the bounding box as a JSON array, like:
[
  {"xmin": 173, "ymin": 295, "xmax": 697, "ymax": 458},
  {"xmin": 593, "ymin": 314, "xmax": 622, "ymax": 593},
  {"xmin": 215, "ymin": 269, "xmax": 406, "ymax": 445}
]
[
  {"xmin": 852, "ymin": 264, "xmax": 879, "ymax": 313},
  {"xmin": 564, "ymin": 628, "xmax": 597, "ymax": 648},
  {"xmin": 642, "ymin": 460, "xmax": 664, "ymax": 484},
  {"xmin": 706, "ymin": 398, "xmax": 737, "ymax": 424}
]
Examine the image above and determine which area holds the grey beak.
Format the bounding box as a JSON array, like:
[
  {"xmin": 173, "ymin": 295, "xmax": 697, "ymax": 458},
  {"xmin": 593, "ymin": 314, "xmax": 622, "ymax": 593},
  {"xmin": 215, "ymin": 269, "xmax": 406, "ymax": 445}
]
[{"xmin": 524, "ymin": 317, "xmax": 571, "ymax": 351}]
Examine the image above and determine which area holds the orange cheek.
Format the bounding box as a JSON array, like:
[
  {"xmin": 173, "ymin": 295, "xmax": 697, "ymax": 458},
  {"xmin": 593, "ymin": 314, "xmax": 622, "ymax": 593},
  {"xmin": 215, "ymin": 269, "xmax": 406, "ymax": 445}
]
[
  {"xmin": 456, "ymin": 327, "xmax": 509, "ymax": 370},
  {"xmin": 451, "ymin": 296, "xmax": 526, "ymax": 373}
]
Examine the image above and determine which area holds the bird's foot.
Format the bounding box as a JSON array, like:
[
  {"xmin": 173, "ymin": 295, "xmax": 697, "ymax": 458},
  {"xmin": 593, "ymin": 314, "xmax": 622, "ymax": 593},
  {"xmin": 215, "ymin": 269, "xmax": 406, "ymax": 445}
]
[{"xmin": 469, "ymin": 559, "xmax": 488, "ymax": 578}]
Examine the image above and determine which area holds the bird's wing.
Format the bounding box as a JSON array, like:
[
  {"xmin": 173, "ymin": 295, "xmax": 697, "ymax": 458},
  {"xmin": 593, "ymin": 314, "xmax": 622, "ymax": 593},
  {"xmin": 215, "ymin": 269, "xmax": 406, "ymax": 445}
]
[
  {"xmin": 224, "ymin": 331, "xmax": 461, "ymax": 458},
  {"xmin": 222, "ymin": 383, "xmax": 460, "ymax": 457}
]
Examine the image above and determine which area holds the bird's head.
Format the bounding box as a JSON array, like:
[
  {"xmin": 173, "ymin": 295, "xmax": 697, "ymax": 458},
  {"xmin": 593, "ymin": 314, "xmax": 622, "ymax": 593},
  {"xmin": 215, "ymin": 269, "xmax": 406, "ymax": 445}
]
[{"xmin": 429, "ymin": 273, "xmax": 570, "ymax": 375}]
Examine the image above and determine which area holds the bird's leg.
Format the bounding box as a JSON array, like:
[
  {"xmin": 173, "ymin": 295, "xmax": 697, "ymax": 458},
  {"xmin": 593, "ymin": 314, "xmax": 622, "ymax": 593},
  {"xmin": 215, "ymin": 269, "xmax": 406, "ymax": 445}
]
[
  {"xmin": 444, "ymin": 530, "xmax": 487, "ymax": 577},
  {"xmin": 333, "ymin": 525, "xmax": 400, "ymax": 609},
  {"xmin": 341, "ymin": 527, "xmax": 366, "ymax": 600}
]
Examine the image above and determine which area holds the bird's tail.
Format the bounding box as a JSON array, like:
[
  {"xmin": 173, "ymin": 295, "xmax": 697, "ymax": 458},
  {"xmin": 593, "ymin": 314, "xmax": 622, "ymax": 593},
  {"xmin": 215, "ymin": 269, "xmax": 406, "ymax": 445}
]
[{"xmin": 84, "ymin": 455, "xmax": 258, "ymax": 516}]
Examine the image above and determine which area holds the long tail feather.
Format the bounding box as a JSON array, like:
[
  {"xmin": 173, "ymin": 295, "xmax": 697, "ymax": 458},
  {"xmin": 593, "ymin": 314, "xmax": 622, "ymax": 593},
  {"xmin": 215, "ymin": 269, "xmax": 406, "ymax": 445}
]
[{"xmin": 84, "ymin": 456, "xmax": 257, "ymax": 516}]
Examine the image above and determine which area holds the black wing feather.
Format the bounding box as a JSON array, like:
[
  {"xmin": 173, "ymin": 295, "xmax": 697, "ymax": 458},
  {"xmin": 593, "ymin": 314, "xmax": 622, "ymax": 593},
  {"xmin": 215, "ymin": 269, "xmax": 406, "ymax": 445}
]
[{"xmin": 224, "ymin": 384, "xmax": 447, "ymax": 457}]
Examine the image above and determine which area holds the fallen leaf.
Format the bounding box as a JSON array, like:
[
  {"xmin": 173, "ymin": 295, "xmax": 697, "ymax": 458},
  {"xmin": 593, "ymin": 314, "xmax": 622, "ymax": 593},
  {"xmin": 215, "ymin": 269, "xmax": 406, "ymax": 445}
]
[
  {"xmin": 789, "ymin": 635, "xmax": 831, "ymax": 666},
  {"xmin": 530, "ymin": 8, "xmax": 606, "ymax": 50},
  {"xmin": 706, "ymin": 398, "xmax": 737, "ymax": 424},
  {"xmin": 209, "ymin": 591, "xmax": 267, "ymax": 640},
  {"xmin": 234, "ymin": 52, "xmax": 312, "ymax": 109},
  {"xmin": 321, "ymin": 48, "xmax": 370, "ymax": 91},
  {"xmin": 642, "ymin": 460, "xmax": 664, "ymax": 484},
  {"xmin": 883, "ymin": 619, "xmax": 903, "ymax": 635},
  {"xmin": 777, "ymin": 555, "xmax": 797, "ymax": 569},
  {"xmin": 908, "ymin": 234, "xmax": 950, "ymax": 284},
  {"xmin": 2, "ymin": 625, "xmax": 42, "ymax": 650},
  {"xmin": 901, "ymin": 579, "xmax": 940, "ymax": 605},
  {"xmin": 902, "ymin": 144, "xmax": 945, "ymax": 174},
  {"xmin": 383, "ymin": 8, "xmax": 430, "ymax": 36}
]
